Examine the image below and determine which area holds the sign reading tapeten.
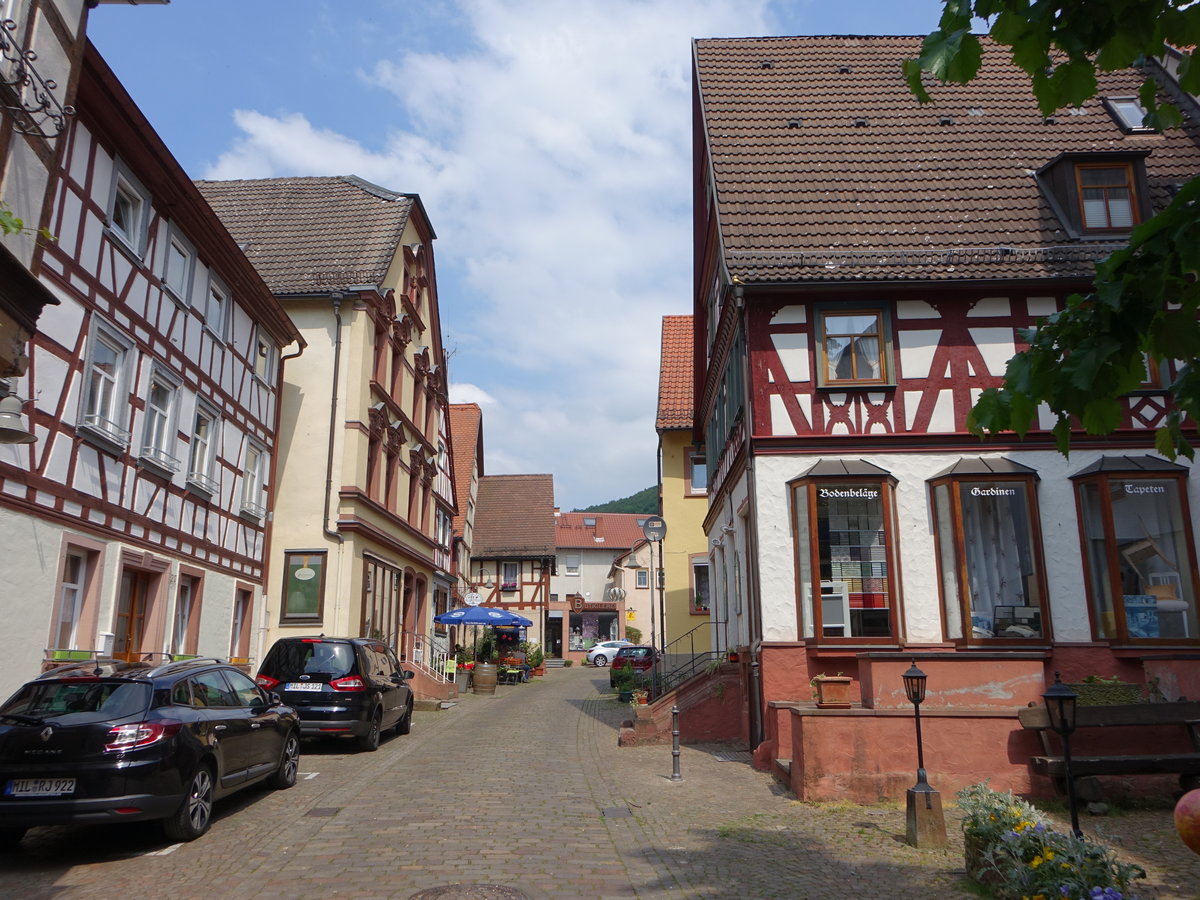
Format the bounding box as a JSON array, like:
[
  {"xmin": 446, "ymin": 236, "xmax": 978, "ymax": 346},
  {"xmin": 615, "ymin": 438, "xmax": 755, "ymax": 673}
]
[
  {"xmin": 1125, "ymin": 484, "xmax": 1166, "ymax": 495},
  {"xmin": 818, "ymin": 487, "xmax": 879, "ymax": 499}
]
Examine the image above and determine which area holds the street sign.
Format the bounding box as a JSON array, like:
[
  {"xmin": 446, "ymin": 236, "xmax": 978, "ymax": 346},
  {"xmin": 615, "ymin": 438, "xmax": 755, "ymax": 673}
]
[
  {"xmin": 642, "ymin": 515, "xmax": 667, "ymax": 541},
  {"xmin": 464, "ymin": 592, "xmax": 482, "ymax": 606}
]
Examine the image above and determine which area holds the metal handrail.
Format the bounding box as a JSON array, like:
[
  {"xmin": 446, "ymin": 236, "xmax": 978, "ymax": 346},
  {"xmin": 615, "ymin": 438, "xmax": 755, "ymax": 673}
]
[
  {"xmin": 654, "ymin": 620, "xmax": 726, "ymax": 696},
  {"xmin": 397, "ymin": 630, "xmax": 448, "ymax": 684}
]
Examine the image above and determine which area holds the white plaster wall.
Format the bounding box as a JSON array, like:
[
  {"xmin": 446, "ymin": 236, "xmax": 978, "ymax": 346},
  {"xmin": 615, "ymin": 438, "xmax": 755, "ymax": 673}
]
[{"xmin": 751, "ymin": 450, "xmax": 1200, "ymax": 645}]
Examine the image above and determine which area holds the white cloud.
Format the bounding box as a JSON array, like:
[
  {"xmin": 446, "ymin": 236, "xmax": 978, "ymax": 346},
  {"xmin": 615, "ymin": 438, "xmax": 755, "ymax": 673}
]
[
  {"xmin": 199, "ymin": 0, "xmax": 776, "ymax": 509},
  {"xmin": 448, "ymin": 382, "xmax": 498, "ymax": 407}
]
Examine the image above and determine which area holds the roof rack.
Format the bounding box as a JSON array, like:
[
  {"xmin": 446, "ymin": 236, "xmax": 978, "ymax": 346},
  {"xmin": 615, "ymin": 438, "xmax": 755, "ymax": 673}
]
[{"xmin": 145, "ymin": 657, "xmax": 225, "ymax": 678}]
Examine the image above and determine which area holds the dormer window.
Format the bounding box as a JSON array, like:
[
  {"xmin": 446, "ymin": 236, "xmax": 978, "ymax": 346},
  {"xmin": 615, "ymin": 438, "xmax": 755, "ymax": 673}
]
[
  {"xmin": 1076, "ymin": 164, "xmax": 1138, "ymax": 231},
  {"xmin": 1034, "ymin": 150, "xmax": 1150, "ymax": 240},
  {"xmin": 1102, "ymin": 96, "xmax": 1156, "ymax": 134}
]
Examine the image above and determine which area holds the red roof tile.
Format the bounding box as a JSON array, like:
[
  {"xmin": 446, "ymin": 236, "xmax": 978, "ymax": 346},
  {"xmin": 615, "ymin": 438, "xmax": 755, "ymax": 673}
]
[
  {"xmin": 657, "ymin": 315, "xmax": 693, "ymax": 431},
  {"xmin": 473, "ymin": 474, "xmax": 556, "ymax": 557},
  {"xmin": 555, "ymin": 512, "xmax": 646, "ymax": 550},
  {"xmin": 694, "ymin": 35, "xmax": 1200, "ymax": 284}
]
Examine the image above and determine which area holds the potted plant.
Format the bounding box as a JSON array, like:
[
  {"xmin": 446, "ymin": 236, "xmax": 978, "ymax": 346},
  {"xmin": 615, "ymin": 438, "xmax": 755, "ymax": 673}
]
[
  {"xmin": 1068, "ymin": 674, "xmax": 1142, "ymax": 706},
  {"xmin": 811, "ymin": 672, "xmax": 852, "ymax": 708},
  {"xmin": 631, "ymin": 687, "xmax": 650, "ymax": 705},
  {"xmin": 612, "ymin": 666, "xmax": 637, "ymax": 702},
  {"xmin": 527, "ymin": 644, "xmax": 545, "ymax": 676}
]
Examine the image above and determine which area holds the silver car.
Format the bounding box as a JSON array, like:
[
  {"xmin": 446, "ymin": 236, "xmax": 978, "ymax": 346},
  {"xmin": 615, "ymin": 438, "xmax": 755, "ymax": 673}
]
[{"xmin": 586, "ymin": 640, "xmax": 633, "ymax": 667}]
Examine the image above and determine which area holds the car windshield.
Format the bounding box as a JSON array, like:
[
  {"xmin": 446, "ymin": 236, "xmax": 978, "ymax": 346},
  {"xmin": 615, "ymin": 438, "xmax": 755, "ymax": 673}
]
[
  {"xmin": 1, "ymin": 681, "xmax": 151, "ymax": 724},
  {"xmin": 620, "ymin": 648, "xmax": 652, "ymax": 659},
  {"xmin": 268, "ymin": 641, "xmax": 356, "ymax": 678}
]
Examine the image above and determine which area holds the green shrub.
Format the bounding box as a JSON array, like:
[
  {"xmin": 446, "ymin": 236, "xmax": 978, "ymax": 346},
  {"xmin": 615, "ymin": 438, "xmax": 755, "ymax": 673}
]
[{"xmin": 957, "ymin": 783, "xmax": 1146, "ymax": 900}]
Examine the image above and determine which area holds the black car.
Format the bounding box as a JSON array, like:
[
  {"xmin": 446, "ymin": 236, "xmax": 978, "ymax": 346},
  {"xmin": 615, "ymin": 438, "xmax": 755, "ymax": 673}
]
[
  {"xmin": 254, "ymin": 637, "xmax": 414, "ymax": 752},
  {"xmin": 0, "ymin": 657, "xmax": 300, "ymax": 846}
]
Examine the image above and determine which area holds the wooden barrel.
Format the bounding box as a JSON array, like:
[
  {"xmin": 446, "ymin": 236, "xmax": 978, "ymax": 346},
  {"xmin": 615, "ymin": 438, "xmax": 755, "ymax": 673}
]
[{"xmin": 472, "ymin": 662, "xmax": 498, "ymax": 695}]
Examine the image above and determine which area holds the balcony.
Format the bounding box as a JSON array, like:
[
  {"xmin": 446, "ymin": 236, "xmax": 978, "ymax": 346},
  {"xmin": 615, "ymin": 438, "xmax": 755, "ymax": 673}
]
[{"xmin": 1, "ymin": 18, "xmax": 72, "ymax": 139}]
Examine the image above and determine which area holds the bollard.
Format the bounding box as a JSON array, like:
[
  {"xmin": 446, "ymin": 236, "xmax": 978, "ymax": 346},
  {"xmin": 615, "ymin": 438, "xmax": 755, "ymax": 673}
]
[{"xmin": 670, "ymin": 705, "xmax": 683, "ymax": 782}]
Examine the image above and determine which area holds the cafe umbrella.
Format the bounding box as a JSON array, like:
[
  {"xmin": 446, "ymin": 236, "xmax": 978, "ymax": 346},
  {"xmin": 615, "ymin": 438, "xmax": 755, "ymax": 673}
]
[{"xmin": 434, "ymin": 606, "xmax": 534, "ymax": 694}]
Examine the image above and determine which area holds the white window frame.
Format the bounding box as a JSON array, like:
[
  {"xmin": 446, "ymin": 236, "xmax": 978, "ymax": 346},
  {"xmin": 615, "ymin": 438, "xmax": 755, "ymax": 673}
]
[
  {"xmin": 240, "ymin": 440, "xmax": 267, "ymax": 519},
  {"xmin": 140, "ymin": 365, "xmax": 181, "ymax": 474},
  {"xmin": 501, "ymin": 561, "xmax": 519, "ymax": 591},
  {"xmin": 205, "ymin": 274, "xmax": 228, "ymax": 340},
  {"xmin": 229, "ymin": 591, "xmax": 250, "ymax": 658},
  {"xmin": 54, "ymin": 551, "xmax": 87, "ymax": 650},
  {"xmin": 253, "ymin": 330, "xmax": 276, "ymax": 383},
  {"xmin": 564, "ymin": 553, "xmax": 580, "ymax": 576},
  {"xmin": 636, "ymin": 569, "xmax": 649, "ymax": 590},
  {"xmin": 107, "ymin": 163, "xmax": 150, "ymax": 256},
  {"xmin": 162, "ymin": 227, "xmax": 195, "ymax": 304},
  {"xmin": 187, "ymin": 402, "xmax": 220, "ymax": 496},
  {"xmin": 78, "ymin": 319, "xmax": 134, "ymax": 449},
  {"xmin": 687, "ymin": 450, "xmax": 708, "ymax": 495},
  {"xmin": 171, "ymin": 575, "xmax": 198, "ymax": 657}
]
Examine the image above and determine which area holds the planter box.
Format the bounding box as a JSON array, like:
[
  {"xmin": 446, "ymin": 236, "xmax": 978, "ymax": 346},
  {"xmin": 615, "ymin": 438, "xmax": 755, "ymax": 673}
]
[
  {"xmin": 813, "ymin": 676, "xmax": 852, "ymax": 709},
  {"xmin": 1068, "ymin": 681, "xmax": 1142, "ymax": 706}
]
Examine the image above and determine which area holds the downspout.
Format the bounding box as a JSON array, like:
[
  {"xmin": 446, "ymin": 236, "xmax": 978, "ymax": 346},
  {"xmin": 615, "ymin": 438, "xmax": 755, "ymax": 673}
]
[
  {"xmin": 257, "ymin": 331, "xmax": 306, "ymax": 668},
  {"xmin": 735, "ymin": 283, "xmax": 765, "ymax": 748},
  {"xmin": 323, "ymin": 294, "xmax": 346, "ymax": 628}
]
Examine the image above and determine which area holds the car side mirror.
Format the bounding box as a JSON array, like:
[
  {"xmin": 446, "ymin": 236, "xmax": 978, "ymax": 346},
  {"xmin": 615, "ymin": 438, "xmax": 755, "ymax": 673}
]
[
  {"xmin": 402, "ymin": 670, "xmax": 416, "ymax": 680},
  {"xmin": 269, "ymin": 692, "xmax": 283, "ymax": 707}
]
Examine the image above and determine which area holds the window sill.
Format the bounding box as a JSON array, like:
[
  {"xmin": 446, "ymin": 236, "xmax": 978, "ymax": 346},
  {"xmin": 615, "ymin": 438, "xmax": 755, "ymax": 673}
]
[
  {"xmin": 77, "ymin": 420, "xmax": 130, "ymax": 455},
  {"xmin": 104, "ymin": 226, "xmax": 145, "ymax": 263},
  {"xmin": 815, "ymin": 382, "xmax": 896, "ymax": 392},
  {"xmin": 239, "ymin": 503, "xmax": 267, "ymax": 523},
  {"xmin": 138, "ymin": 450, "xmax": 180, "ymax": 478},
  {"xmin": 185, "ymin": 474, "xmax": 218, "ymax": 499}
]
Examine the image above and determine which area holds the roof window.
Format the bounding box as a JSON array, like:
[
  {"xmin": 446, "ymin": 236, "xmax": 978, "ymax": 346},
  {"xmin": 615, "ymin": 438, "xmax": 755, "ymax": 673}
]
[
  {"xmin": 1102, "ymin": 96, "xmax": 1156, "ymax": 133},
  {"xmin": 1034, "ymin": 150, "xmax": 1151, "ymax": 239}
]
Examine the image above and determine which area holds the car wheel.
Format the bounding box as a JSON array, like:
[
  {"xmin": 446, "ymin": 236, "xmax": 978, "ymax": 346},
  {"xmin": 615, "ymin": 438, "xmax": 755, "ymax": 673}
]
[
  {"xmin": 267, "ymin": 729, "xmax": 300, "ymax": 789},
  {"xmin": 395, "ymin": 699, "xmax": 413, "ymax": 735},
  {"xmin": 357, "ymin": 710, "xmax": 382, "ymax": 752},
  {"xmin": 0, "ymin": 827, "xmax": 26, "ymax": 848},
  {"xmin": 593, "ymin": 655, "xmax": 608, "ymax": 667},
  {"xmin": 163, "ymin": 764, "xmax": 214, "ymax": 842}
]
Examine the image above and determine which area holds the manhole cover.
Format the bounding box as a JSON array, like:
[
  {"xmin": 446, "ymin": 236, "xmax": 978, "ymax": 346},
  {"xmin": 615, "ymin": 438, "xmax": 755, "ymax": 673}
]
[
  {"xmin": 305, "ymin": 807, "xmax": 341, "ymax": 817},
  {"xmin": 410, "ymin": 886, "xmax": 528, "ymax": 900},
  {"xmin": 602, "ymin": 806, "xmax": 632, "ymax": 818},
  {"xmin": 710, "ymin": 750, "xmax": 753, "ymax": 763}
]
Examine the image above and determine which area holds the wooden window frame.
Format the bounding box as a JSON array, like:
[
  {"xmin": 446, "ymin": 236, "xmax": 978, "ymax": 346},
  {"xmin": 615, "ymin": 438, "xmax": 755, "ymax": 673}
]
[
  {"xmin": 929, "ymin": 474, "xmax": 1050, "ymax": 647},
  {"xmin": 813, "ymin": 305, "xmax": 894, "ymax": 388},
  {"xmin": 1075, "ymin": 162, "xmax": 1139, "ymax": 233}
]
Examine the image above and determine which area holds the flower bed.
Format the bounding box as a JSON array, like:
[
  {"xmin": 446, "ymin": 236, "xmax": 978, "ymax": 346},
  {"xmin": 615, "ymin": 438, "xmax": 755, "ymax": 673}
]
[{"xmin": 957, "ymin": 783, "xmax": 1146, "ymax": 899}]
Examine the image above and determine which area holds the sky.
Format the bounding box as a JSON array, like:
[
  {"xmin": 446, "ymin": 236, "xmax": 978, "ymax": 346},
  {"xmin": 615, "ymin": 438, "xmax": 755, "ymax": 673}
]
[{"xmin": 86, "ymin": 0, "xmax": 946, "ymax": 512}]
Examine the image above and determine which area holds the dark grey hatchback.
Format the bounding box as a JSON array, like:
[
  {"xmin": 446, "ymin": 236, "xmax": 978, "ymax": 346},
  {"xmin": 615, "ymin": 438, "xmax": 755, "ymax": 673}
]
[
  {"xmin": 0, "ymin": 657, "xmax": 300, "ymax": 847},
  {"xmin": 254, "ymin": 637, "xmax": 414, "ymax": 752}
]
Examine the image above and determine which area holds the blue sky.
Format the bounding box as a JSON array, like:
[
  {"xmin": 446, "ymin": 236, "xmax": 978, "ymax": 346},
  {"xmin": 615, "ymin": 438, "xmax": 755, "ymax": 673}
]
[{"xmin": 87, "ymin": 0, "xmax": 946, "ymax": 511}]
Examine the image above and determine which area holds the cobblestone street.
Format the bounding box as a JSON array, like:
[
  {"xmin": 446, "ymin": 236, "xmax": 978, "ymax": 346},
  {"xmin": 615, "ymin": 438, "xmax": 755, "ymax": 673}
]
[{"xmin": 1, "ymin": 666, "xmax": 1197, "ymax": 899}]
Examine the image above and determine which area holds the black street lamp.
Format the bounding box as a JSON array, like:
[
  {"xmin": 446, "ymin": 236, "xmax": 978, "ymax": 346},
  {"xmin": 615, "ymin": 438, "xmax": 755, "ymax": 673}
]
[
  {"xmin": 1043, "ymin": 672, "xmax": 1082, "ymax": 837},
  {"xmin": 902, "ymin": 659, "xmax": 946, "ymax": 848}
]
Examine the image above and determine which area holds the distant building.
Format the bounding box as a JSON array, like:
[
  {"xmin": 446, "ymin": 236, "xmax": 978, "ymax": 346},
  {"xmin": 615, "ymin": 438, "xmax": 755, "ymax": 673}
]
[{"xmin": 197, "ymin": 175, "xmax": 456, "ymax": 699}]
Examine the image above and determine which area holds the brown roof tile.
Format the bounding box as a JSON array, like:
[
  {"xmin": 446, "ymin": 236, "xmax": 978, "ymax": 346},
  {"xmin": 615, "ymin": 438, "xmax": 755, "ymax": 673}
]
[
  {"xmin": 657, "ymin": 315, "xmax": 693, "ymax": 430},
  {"xmin": 194, "ymin": 176, "xmax": 418, "ymax": 294},
  {"xmin": 555, "ymin": 512, "xmax": 646, "ymax": 550},
  {"xmin": 448, "ymin": 403, "xmax": 483, "ymax": 539},
  {"xmin": 473, "ymin": 474, "xmax": 556, "ymax": 557},
  {"xmin": 694, "ymin": 35, "xmax": 1200, "ymax": 283}
]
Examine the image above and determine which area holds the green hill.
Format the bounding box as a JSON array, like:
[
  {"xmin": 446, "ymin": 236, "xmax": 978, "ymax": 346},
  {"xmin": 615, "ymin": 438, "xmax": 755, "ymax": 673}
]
[{"xmin": 577, "ymin": 486, "xmax": 658, "ymax": 514}]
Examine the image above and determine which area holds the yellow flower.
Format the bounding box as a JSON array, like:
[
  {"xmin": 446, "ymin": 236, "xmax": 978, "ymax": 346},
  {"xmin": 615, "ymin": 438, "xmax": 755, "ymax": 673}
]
[
  {"xmin": 1043, "ymin": 849, "xmax": 1055, "ymax": 861},
  {"xmin": 1031, "ymin": 855, "xmax": 1044, "ymax": 868}
]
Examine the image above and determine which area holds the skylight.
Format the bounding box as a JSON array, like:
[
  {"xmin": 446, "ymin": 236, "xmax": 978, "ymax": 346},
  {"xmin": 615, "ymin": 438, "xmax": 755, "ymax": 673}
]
[{"xmin": 1102, "ymin": 97, "xmax": 1155, "ymax": 133}]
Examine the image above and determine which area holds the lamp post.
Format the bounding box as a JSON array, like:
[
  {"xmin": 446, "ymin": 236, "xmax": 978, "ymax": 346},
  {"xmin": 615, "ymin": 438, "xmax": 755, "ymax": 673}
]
[
  {"xmin": 902, "ymin": 659, "xmax": 946, "ymax": 848},
  {"xmin": 1043, "ymin": 672, "xmax": 1082, "ymax": 837}
]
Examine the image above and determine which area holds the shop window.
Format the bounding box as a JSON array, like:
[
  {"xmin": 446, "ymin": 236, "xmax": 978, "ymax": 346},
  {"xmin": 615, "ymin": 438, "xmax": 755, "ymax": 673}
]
[
  {"xmin": 791, "ymin": 460, "xmax": 898, "ymax": 641},
  {"xmin": 282, "ymin": 551, "xmax": 325, "ymax": 622},
  {"xmin": 814, "ymin": 306, "xmax": 892, "ymax": 387},
  {"xmin": 929, "ymin": 460, "xmax": 1049, "ymax": 644},
  {"xmin": 1073, "ymin": 458, "xmax": 1198, "ymax": 642}
]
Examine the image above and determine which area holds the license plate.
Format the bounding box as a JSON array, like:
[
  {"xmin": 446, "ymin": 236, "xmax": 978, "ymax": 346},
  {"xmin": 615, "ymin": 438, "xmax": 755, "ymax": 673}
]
[
  {"xmin": 285, "ymin": 682, "xmax": 323, "ymax": 692},
  {"xmin": 5, "ymin": 777, "xmax": 76, "ymax": 798}
]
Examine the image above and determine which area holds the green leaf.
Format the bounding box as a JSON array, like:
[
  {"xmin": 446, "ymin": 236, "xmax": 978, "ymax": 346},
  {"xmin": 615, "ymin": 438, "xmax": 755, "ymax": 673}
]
[
  {"xmin": 967, "ymin": 387, "xmax": 1006, "ymax": 436},
  {"xmin": 989, "ymin": 10, "xmax": 1029, "ymax": 46},
  {"xmin": 1080, "ymin": 398, "xmax": 1124, "ymax": 435},
  {"xmin": 1095, "ymin": 29, "xmax": 1146, "ymax": 71},
  {"xmin": 1047, "ymin": 60, "xmax": 1097, "ymax": 111},
  {"xmin": 1155, "ymin": 425, "xmax": 1179, "ymax": 460},
  {"xmin": 1051, "ymin": 416, "xmax": 1073, "ymax": 455},
  {"xmin": 902, "ymin": 58, "xmax": 932, "ymax": 104},
  {"xmin": 919, "ymin": 29, "xmax": 983, "ymax": 84}
]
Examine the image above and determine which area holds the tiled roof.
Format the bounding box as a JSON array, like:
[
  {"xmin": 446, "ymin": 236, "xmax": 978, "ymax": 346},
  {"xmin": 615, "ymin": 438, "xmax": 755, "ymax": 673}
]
[
  {"xmin": 555, "ymin": 512, "xmax": 647, "ymax": 550},
  {"xmin": 657, "ymin": 315, "xmax": 693, "ymax": 431},
  {"xmin": 473, "ymin": 474, "xmax": 556, "ymax": 557},
  {"xmin": 194, "ymin": 176, "xmax": 417, "ymax": 294},
  {"xmin": 448, "ymin": 403, "xmax": 483, "ymax": 539},
  {"xmin": 694, "ymin": 35, "xmax": 1200, "ymax": 283}
]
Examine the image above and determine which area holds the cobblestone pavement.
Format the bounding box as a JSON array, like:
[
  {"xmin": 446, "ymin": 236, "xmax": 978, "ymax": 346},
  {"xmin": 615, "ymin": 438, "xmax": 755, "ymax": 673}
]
[{"xmin": 1, "ymin": 666, "xmax": 1197, "ymax": 898}]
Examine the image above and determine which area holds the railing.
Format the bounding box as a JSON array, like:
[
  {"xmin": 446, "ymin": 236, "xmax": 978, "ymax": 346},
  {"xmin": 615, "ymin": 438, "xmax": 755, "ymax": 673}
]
[
  {"xmin": 654, "ymin": 620, "xmax": 726, "ymax": 696},
  {"xmin": 397, "ymin": 630, "xmax": 448, "ymax": 684}
]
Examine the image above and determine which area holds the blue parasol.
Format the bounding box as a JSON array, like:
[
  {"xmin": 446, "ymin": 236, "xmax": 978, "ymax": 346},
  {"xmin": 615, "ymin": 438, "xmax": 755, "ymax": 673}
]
[{"xmin": 433, "ymin": 607, "xmax": 533, "ymax": 627}]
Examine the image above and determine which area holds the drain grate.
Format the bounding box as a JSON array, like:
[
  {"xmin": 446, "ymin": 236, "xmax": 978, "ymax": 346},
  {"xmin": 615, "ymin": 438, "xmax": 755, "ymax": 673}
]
[
  {"xmin": 601, "ymin": 806, "xmax": 632, "ymax": 818},
  {"xmin": 710, "ymin": 750, "xmax": 753, "ymax": 763},
  {"xmin": 305, "ymin": 807, "xmax": 341, "ymax": 817},
  {"xmin": 410, "ymin": 886, "xmax": 528, "ymax": 900}
]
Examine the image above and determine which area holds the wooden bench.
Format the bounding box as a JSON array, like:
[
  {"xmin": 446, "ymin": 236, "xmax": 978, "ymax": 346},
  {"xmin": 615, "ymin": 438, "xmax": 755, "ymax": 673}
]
[{"xmin": 1018, "ymin": 701, "xmax": 1200, "ymax": 797}]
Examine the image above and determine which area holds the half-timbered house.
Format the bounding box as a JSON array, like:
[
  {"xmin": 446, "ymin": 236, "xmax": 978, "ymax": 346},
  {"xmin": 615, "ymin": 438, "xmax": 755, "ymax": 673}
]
[
  {"xmin": 196, "ymin": 175, "xmax": 457, "ymax": 699},
  {"xmin": 691, "ymin": 35, "xmax": 1200, "ymax": 797},
  {"xmin": 0, "ymin": 43, "xmax": 302, "ymax": 697}
]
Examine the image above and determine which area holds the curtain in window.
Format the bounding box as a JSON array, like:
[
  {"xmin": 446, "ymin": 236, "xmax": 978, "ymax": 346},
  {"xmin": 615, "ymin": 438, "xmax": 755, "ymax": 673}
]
[{"xmin": 960, "ymin": 488, "xmax": 1029, "ymax": 621}]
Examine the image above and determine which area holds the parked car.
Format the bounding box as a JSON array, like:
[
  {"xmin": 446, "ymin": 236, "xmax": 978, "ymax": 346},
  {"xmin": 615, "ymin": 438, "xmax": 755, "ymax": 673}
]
[
  {"xmin": 0, "ymin": 657, "xmax": 300, "ymax": 846},
  {"xmin": 587, "ymin": 640, "xmax": 633, "ymax": 667},
  {"xmin": 255, "ymin": 637, "xmax": 414, "ymax": 752},
  {"xmin": 609, "ymin": 645, "xmax": 657, "ymax": 687}
]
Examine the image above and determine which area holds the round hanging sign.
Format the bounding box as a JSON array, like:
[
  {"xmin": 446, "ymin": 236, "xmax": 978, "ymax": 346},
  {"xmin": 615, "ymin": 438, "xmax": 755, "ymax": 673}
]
[{"xmin": 464, "ymin": 592, "xmax": 482, "ymax": 606}]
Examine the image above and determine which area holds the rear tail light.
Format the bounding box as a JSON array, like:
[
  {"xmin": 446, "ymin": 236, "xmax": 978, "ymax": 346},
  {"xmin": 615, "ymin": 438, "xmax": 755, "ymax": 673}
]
[
  {"xmin": 105, "ymin": 721, "xmax": 181, "ymax": 752},
  {"xmin": 255, "ymin": 674, "xmax": 280, "ymax": 690},
  {"xmin": 328, "ymin": 676, "xmax": 365, "ymax": 692}
]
